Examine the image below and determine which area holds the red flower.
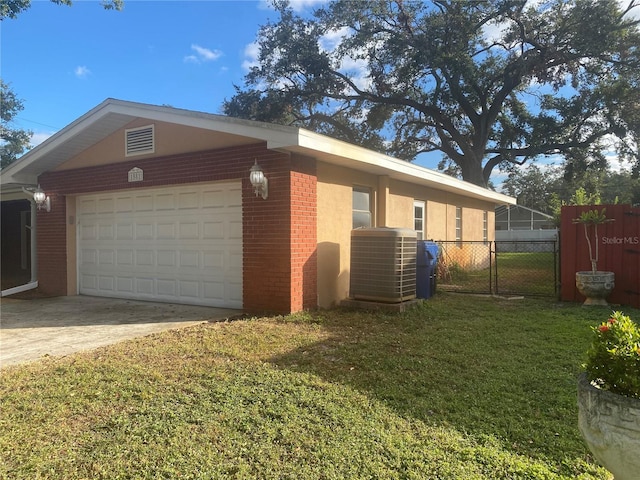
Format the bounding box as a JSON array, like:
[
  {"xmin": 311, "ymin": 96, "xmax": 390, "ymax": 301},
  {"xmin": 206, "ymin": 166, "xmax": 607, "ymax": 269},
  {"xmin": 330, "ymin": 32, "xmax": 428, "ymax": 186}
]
[
  {"xmin": 608, "ymin": 318, "xmax": 616, "ymax": 324},
  {"xmin": 598, "ymin": 325, "xmax": 610, "ymax": 333}
]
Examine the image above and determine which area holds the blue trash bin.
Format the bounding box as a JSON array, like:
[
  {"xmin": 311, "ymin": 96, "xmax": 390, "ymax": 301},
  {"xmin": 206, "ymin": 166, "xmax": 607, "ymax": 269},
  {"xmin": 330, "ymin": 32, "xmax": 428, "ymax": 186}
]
[
  {"xmin": 417, "ymin": 241, "xmax": 439, "ymax": 299},
  {"xmin": 425, "ymin": 241, "xmax": 439, "ymax": 297}
]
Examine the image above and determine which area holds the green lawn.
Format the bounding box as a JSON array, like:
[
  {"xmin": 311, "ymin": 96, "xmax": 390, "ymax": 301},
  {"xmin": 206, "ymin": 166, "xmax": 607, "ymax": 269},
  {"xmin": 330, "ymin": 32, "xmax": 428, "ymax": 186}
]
[
  {"xmin": 494, "ymin": 252, "xmax": 557, "ymax": 296},
  {"xmin": 439, "ymin": 251, "xmax": 557, "ymax": 297},
  {"xmin": 2, "ymin": 294, "xmax": 636, "ymax": 479}
]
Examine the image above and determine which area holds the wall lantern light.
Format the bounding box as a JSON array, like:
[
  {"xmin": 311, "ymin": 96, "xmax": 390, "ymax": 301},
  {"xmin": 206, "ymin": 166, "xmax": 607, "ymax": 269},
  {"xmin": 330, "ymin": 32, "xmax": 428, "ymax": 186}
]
[
  {"xmin": 249, "ymin": 160, "xmax": 268, "ymax": 200},
  {"xmin": 23, "ymin": 184, "xmax": 51, "ymax": 212}
]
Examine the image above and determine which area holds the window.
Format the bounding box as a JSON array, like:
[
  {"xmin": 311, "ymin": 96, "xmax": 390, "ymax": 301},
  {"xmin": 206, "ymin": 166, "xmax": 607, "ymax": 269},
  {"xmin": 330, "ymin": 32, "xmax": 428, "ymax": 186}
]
[
  {"xmin": 455, "ymin": 206, "xmax": 462, "ymax": 244},
  {"xmin": 352, "ymin": 187, "xmax": 372, "ymax": 229},
  {"xmin": 483, "ymin": 211, "xmax": 488, "ymax": 243},
  {"xmin": 414, "ymin": 201, "xmax": 425, "ymax": 240}
]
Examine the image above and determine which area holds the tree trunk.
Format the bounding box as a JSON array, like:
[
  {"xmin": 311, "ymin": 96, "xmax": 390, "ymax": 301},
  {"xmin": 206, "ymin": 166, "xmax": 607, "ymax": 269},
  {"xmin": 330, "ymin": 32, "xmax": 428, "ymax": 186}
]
[{"xmin": 459, "ymin": 156, "xmax": 487, "ymax": 188}]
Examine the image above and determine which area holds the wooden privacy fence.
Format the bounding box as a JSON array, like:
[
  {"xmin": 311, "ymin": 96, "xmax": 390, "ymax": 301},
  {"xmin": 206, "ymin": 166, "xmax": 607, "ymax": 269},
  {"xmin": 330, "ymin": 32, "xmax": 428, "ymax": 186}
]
[{"xmin": 560, "ymin": 204, "xmax": 640, "ymax": 308}]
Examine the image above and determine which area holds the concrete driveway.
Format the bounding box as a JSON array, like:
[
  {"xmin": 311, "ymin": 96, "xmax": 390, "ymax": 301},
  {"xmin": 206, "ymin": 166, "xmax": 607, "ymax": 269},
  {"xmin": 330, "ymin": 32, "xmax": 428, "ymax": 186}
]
[{"xmin": 0, "ymin": 296, "xmax": 241, "ymax": 368}]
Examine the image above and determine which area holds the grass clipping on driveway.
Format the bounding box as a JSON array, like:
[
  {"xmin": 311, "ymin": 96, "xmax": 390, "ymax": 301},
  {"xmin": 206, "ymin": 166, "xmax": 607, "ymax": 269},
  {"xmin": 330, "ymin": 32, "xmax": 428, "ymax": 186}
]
[{"xmin": 1, "ymin": 295, "xmax": 631, "ymax": 479}]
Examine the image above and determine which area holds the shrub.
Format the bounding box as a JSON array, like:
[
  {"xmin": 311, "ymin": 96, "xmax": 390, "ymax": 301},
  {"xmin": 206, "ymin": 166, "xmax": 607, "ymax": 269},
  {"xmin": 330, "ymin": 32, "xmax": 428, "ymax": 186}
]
[{"xmin": 584, "ymin": 311, "xmax": 640, "ymax": 399}]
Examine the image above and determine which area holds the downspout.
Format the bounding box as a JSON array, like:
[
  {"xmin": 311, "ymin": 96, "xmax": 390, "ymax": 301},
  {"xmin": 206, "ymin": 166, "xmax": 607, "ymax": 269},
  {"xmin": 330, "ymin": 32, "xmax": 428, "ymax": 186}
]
[{"xmin": 30, "ymin": 198, "xmax": 38, "ymax": 282}]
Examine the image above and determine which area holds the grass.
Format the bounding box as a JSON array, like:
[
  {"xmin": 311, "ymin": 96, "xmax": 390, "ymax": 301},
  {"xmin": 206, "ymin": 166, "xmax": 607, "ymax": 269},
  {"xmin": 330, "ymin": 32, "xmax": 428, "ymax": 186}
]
[
  {"xmin": 2, "ymin": 294, "xmax": 637, "ymax": 479},
  {"xmin": 440, "ymin": 252, "xmax": 557, "ymax": 297},
  {"xmin": 494, "ymin": 252, "xmax": 557, "ymax": 296}
]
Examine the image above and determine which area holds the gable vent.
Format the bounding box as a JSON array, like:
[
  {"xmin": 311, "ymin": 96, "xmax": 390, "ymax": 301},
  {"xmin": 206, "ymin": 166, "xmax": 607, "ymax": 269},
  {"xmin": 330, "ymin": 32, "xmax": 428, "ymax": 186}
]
[{"xmin": 125, "ymin": 125, "xmax": 155, "ymax": 157}]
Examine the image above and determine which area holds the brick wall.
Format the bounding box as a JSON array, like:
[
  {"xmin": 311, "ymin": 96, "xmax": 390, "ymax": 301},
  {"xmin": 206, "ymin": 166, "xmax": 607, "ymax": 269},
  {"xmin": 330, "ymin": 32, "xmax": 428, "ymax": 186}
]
[
  {"xmin": 35, "ymin": 194, "xmax": 67, "ymax": 296},
  {"xmin": 37, "ymin": 143, "xmax": 318, "ymax": 313},
  {"xmin": 242, "ymin": 154, "xmax": 318, "ymax": 314},
  {"xmin": 289, "ymin": 155, "xmax": 317, "ymax": 312}
]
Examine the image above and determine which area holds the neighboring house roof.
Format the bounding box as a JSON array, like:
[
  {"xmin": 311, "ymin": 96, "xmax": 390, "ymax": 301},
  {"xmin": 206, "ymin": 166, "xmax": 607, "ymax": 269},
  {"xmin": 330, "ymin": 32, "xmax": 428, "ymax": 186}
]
[{"xmin": 1, "ymin": 98, "xmax": 515, "ymax": 206}]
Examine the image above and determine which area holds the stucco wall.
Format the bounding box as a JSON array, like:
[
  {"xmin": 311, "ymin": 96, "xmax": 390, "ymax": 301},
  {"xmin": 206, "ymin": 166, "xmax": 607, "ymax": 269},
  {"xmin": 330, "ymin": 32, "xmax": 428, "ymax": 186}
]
[
  {"xmin": 55, "ymin": 119, "xmax": 251, "ymax": 171},
  {"xmin": 316, "ymin": 162, "xmax": 378, "ymax": 308},
  {"xmin": 316, "ymin": 163, "xmax": 498, "ymax": 308}
]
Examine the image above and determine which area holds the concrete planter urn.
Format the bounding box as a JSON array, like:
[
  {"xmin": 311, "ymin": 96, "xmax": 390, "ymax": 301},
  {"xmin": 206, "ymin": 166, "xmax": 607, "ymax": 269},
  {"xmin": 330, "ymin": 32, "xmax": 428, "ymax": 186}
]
[
  {"xmin": 573, "ymin": 208, "xmax": 615, "ymax": 306},
  {"xmin": 575, "ymin": 271, "xmax": 615, "ymax": 306},
  {"xmin": 577, "ymin": 373, "xmax": 640, "ymax": 480}
]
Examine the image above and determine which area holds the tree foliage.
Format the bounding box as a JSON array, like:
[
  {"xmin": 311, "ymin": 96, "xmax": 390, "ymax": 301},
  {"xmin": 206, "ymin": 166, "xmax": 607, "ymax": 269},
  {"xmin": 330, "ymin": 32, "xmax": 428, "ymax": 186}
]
[
  {"xmin": 225, "ymin": 0, "xmax": 640, "ymax": 187},
  {"xmin": 0, "ymin": 0, "xmax": 123, "ymax": 20},
  {"xmin": 503, "ymin": 164, "xmax": 640, "ymax": 219},
  {"xmin": 0, "ymin": 81, "xmax": 32, "ymax": 169}
]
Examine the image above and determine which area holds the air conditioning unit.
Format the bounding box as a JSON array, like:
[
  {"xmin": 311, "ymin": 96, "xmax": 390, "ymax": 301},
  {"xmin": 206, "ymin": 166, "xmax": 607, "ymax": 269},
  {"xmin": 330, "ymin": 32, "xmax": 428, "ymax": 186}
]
[{"xmin": 349, "ymin": 227, "xmax": 417, "ymax": 303}]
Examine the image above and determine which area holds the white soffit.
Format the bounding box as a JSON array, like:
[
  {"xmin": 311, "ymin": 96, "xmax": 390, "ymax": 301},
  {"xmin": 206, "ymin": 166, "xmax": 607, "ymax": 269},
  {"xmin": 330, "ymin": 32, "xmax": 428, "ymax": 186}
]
[{"xmin": 293, "ymin": 128, "xmax": 516, "ymax": 206}]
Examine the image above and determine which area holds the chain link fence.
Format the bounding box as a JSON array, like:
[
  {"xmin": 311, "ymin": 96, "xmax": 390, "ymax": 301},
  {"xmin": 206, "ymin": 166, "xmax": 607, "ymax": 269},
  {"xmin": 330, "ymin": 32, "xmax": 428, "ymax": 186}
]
[{"xmin": 436, "ymin": 240, "xmax": 559, "ymax": 297}]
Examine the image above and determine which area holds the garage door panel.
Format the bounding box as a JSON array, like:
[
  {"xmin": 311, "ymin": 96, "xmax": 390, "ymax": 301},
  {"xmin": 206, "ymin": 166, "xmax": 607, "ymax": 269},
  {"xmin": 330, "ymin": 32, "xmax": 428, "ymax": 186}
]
[
  {"xmin": 178, "ymin": 222, "xmax": 199, "ymax": 239},
  {"xmin": 178, "ymin": 192, "xmax": 199, "ymax": 209},
  {"xmin": 116, "ymin": 276, "xmax": 134, "ymax": 293},
  {"xmin": 157, "ymin": 279, "xmax": 177, "ymax": 296},
  {"xmin": 81, "ymin": 224, "xmax": 97, "ymax": 241},
  {"xmin": 98, "ymin": 276, "xmax": 115, "ymax": 291},
  {"xmin": 116, "ymin": 249, "xmax": 134, "ymax": 266},
  {"xmin": 98, "ymin": 198, "xmax": 114, "ymax": 213},
  {"xmin": 115, "ymin": 196, "xmax": 134, "ymax": 213},
  {"xmin": 116, "ymin": 223, "xmax": 134, "ymax": 240},
  {"xmin": 135, "ymin": 224, "xmax": 153, "ymax": 239},
  {"xmin": 155, "ymin": 193, "xmax": 176, "ymax": 210},
  {"xmin": 98, "ymin": 250, "xmax": 115, "ymax": 265},
  {"xmin": 78, "ymin": 182, "xmax": 242, "ymax": 308},
  {"xmin": 135, "ymin": 195, "xmax": 153, "ymax": 211}
]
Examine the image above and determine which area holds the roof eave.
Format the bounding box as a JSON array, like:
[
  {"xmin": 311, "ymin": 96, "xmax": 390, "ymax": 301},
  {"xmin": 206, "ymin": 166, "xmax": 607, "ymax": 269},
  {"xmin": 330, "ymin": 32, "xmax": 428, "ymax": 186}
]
[
  {"xmin": 1, "ymin": 98, "xmax": 516, "ymax": 206},
  {"xmin": 289, "ymin": 129, "xmax": 515, "ymax": 206}
]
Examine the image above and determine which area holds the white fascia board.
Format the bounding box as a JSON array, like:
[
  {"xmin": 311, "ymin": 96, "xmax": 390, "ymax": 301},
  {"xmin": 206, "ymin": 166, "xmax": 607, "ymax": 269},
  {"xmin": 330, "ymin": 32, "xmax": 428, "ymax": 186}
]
[
  {"xmin": 295, "ymin": 128, "xmax": 516, "ymax": 206},
  {"xmin": 0, "ymin": 99, "xmax": 300, "ymax": 185},
  {"xmin": 0, "ymin": 100, "xmax": 124, "ymax": 186},
  {"xmin": 106, "ymin": 99, "xmax": 301, "ymax": 145}
]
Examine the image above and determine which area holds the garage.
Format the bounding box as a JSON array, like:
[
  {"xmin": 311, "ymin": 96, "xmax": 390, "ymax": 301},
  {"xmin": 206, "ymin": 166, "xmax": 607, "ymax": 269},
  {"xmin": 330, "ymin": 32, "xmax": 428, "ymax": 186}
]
[{"xmin": 77, "ymin": 181, "xmax": 242, "ymax": 308}]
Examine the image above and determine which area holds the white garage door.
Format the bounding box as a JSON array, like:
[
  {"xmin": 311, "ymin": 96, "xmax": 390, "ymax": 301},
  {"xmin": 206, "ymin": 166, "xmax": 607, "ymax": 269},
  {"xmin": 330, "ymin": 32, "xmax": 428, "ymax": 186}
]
[{"xmin": 77, "ymin": 181, "xmax": 242, "ymax": 308}]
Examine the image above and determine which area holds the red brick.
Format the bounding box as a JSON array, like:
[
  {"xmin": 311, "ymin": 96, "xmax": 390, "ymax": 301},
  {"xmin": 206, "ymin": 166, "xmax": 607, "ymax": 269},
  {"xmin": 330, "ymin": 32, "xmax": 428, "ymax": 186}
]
[{"xmin": 35, "ymin": 144, "xmax": 317, "ymax": 313}]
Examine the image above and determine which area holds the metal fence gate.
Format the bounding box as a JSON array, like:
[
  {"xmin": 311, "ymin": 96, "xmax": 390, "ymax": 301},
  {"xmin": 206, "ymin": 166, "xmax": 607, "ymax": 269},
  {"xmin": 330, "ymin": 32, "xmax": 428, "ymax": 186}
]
[{"xmin": 436, "ymin": 240, "xmax": 559, "ymax": 297}]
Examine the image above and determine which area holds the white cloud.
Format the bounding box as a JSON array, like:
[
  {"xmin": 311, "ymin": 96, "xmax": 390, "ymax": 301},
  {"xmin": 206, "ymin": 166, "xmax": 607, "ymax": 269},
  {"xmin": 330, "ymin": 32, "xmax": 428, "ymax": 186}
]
[
  {"xmin": 258, "ymin": 0, "xmax": 327, "ymax": 12},
  {"xmin": 242, "ymin": 42, "xmax": 260, "ymax": 72},
  {"xmin": 319, "ymin": 26, "xmax": 350, "ymax": 53},
  {"xmin": 29, "ymin": 131, "xmax": 54, "ymax": 148},
  {"xmin": 74, "ymin": 66, "xmax": 91, "ymax": 79},
  {"xmin": 620, "ymin": 0, "xmax": 640, "ymax": 20},
  {"xmin": 184, "ymin": 44, "xmax": 223, "ymax": 64}
]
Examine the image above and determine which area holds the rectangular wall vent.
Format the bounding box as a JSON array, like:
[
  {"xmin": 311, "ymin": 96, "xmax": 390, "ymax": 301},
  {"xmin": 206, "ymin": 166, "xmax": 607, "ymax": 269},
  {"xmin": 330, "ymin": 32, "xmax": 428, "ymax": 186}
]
[{"xmin": 125, "ymin": 125, "xmax": 155, "ymax": 157}]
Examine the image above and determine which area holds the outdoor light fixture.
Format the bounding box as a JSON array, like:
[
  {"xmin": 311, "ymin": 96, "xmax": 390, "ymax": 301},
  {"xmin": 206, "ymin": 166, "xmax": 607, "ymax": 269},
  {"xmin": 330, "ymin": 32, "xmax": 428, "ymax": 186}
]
[
  {"xmin": 249, "ymin": 160, "xmax": 268, "ymax": 199},
  {"xmin": 23, "ymin": 185, "xmax": 51, "ymax": 212}
]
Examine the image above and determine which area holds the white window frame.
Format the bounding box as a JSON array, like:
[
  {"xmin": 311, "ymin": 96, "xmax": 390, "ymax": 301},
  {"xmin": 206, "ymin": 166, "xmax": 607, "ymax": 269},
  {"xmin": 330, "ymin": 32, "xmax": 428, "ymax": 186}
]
[
  {"xmin": 455, "ymin": 206, "xmax": 463, "ymax": 244},
  {"xmin": 483, "ymin": 210, "xmax": 488, "ymax": 243},
  {"xmin": 413, "ymin": 200, "xmax": 425, "ymax": 240},
  {"xmin": 352, "ymin": 186, "xmax": 372, "ymax": 229}
]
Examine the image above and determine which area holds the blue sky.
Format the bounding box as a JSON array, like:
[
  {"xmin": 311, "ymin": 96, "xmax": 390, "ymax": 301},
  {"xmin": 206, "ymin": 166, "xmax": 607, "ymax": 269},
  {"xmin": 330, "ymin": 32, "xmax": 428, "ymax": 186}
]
[
  {"xmin": 3, "ymin": 0, "xmax": 634, "ymax": 182},
  {"xmin": 1, "ymin": 1, "xmax": 294, "ymax": 144},
  {"xmin": 2, "ymin": 0, "xmax": 451, "ymax": 172}
]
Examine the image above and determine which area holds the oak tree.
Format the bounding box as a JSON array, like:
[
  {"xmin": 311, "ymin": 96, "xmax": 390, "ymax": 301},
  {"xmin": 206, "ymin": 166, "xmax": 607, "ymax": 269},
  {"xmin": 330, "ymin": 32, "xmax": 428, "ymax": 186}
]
[
  {"xmin": 0, "ymin": 81, "xmax": 31, "ymax": 169},
  {"xmin": 225, "ymin": 0, "xmax": 640, "ymax": 187}
]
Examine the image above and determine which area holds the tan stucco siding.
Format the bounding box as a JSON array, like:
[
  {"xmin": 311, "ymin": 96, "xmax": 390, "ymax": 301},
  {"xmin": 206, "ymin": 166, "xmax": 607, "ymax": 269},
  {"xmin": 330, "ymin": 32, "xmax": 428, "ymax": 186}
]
[
  {"xmin": 316, "ymin": 162, "xmax": 378, "ymax": 308},
  {"xmin": 55, "ymin": 119, "xmax": 251, "ymax": 171},
  {"xmin": 387, "ymin": 179, "xmax": 496, "ymax": 242},
  {"xmin": 316, "ymin": 167, "xmax": 498, "ymax": 307}
]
